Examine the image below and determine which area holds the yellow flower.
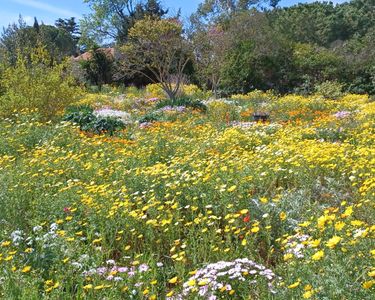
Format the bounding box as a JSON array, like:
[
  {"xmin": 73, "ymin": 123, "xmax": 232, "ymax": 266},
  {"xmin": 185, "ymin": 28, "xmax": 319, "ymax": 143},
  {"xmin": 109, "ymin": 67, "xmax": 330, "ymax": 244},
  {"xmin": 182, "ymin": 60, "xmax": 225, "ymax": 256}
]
[
  {"xmin": 362, "ymin": 280, "xmax": 374, "ymax": 289},
  {"xmin": 198, "ymin": 279, "xmax": 209, "ymax": 286},
  {"xmin": 92, "ymin": 238, "xmax": 102, "ymax": 244},
  {"xmin": 279, "ymin": 212, "xmax": 287, "ymax": 221},
  {"xmin": 251, "ymin": 226, "xmax": 260, "ymax": 233},
  {"xmin": 341, "ymin": 206, "xmax": 353, "ymax": 218},
  {"xmin": 326, "ymin": 236, "xmax": 342, "ymax": 249},
  {"xmin": 227, "ymin": 185, "xmax": 237, "ymax": 192},
  {"xmin": 288, "ymin": 280, "xmax": 301, "ymax": 289},
  {"xmin": 83, "ymin": 284, "xmax": 93, "ymax": 290},
  {"xmin": 45, "ymin": 280, "xmax": 54, "ymax": 286},
  {"xmin": 299, "ymin": 221, "xmax": 311, "ymax": 227},
  {"xmin": 311, "ymin": 250, "xmax": 324, "ymax": 261},
  {"xmin": 168, "ymin": 276, "xmax": 178, "ymax": 284},
  {"xmin": 309, "ymin": 239, "xmax": 321, "ymax": 248},
  {"xmin": 94, "ymin": 285, "xmax": 105, "ymax": 290},
  {"xmin": 4, "ymin": 255, "xmax": 13, "ymax": 261},
  {"xmin": 21, "ymin": 266, "xmax": 31, "ymax": 273},
  {"xmin": 187, "ymin": 279, "xmax": 196, "ymax": 286},
  {"xmin": 241, "ymin": 239, "xmax": 247, "ymax": 246},
  {"xmin": 56, "ymin": 230, "xmax": 66, "ymax": 237},
  {"xmin": 303, "ymin": 290, "xmax": 313, "ymax": 298},
  {"xmin": 1, "ymin": 241, "xmax": 11, "ymax": 247},
  {"xmin": 283, "ymin": 253, "xmax": 293, "ymax": 261},
  {"xmin": 166, "ymin": 291, "xmax": 174, "ymax": 297},
  {"xmin": 334, "ymin": 221, "xmax": 345, "ymax": 231}
]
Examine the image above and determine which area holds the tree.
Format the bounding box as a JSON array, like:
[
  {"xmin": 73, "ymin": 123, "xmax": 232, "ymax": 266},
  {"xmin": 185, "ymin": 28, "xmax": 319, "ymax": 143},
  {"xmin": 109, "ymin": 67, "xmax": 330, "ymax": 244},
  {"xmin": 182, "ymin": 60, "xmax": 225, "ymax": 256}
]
[
  {"xmin": 55, "ymin": 17, "xmax": 80, "ymax": 37},
  {"xmin": 190, "ymin": 0, "xmax": 280, "ymax": 26},
  {"xmin": 119, "ymin": 17, "xmax": 191, "ymax": 99},
  {"xmin": 0, "ymin": 45, "xmax": 80, "ymax": 120},
  {"xmin": 33, "ymin": 17, "xmax": 40, "ymax": 32},
  {"xmin": 80, "ymin": 47, "xmax": 115, "ymax": 88},
  {"xmin": 0, "ymin": 16, "xmax": 76, "ymax": 64},
  {"xmin": 55, "ymin": 17, "xmax": 81, "ymax": 53},
  {"xmin": 215, "ymin": 10, "xmax": 294, "ymax": 94},
  {"xmin": 0, "ymin": 16, "xmax": 37, "ymax": 64},
  {"xmin": 292, "ymin": 43, "xmax": 344, "ymax": 85},
  {"xmin": 81, "ymin": 0, "xmax": 168, "ymax": 45},
  {"xmin": 192, "ymin": 25, "xmax": 229, "ymax": 96}
]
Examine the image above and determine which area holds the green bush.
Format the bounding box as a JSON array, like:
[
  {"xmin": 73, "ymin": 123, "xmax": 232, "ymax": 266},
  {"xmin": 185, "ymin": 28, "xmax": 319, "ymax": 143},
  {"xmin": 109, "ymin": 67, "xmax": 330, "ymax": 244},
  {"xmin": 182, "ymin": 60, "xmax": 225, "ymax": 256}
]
[
  {"xmin": 207, "ymin": 100, "xmax": 239, "ymax": 123},
  {"xmin": 0, "ymin": 46, "xmax": 81, "ymax": 120},
  {"xmin": 139, "ymin": 111, "xmax": 163, "ymax": 123},
  {"xmin": 314, "ymin": 80, "xmax": 344, "ymax": 99},
  {"xmin": 155, "ymin": 97, "xmax": 207, "ymax": 112},
  {"xmin": 63, "ymin": 106, "xmax": 125, "ymax": 135}
]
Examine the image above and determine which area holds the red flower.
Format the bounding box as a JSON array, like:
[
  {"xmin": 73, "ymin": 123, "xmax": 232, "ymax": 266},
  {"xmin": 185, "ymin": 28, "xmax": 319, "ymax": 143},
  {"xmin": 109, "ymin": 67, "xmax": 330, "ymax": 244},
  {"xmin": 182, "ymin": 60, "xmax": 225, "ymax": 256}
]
[{"xmin": 243, "ymin": 214, "xmax": 250, "ymax": 223}]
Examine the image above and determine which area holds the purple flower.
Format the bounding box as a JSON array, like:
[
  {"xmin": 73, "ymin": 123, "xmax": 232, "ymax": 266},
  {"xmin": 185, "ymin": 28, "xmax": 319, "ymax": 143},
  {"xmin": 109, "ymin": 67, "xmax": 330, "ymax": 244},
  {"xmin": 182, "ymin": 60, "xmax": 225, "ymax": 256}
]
[
  {"xmin": 198, "ymin": 286, "xmax": 208, "ymax": 296},
  {"xmin": 96, "ymin": 267, "xmax": 107, "ymax": 275},
  {"xmin": 333, "ymin": 111, "xmax": 351, "ymax": 119},
  {"xmin": 117, "ymin": 267, "xmax": 128, "ymax": 273},
  {"xmin": 139, "ymin": 264, "xmax": 149, "ymax": 272}
]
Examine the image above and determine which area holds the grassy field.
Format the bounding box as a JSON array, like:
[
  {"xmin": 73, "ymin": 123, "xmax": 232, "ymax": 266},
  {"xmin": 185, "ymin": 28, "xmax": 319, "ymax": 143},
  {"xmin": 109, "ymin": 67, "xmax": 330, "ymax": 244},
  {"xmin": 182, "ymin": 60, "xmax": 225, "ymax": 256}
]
[{"xmin": 0, "ymin": 91, "xmax": 374, "ymax": 299}]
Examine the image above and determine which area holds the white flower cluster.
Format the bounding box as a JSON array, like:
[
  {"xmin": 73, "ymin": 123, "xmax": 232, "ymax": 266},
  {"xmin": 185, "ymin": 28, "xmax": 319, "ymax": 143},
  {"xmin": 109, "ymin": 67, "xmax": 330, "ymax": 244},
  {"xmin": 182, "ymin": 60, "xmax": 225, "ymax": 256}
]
[
  {"xmin": 94, "ymin": 108, "xmax": 132, "ymax": 124},
  {"xmin": 169, "ymin": 258, "xmax": 279, "ymax": 300},
  {"xmin": 284, "ymin": 233, "xmax": 310, "ymax": 258}
]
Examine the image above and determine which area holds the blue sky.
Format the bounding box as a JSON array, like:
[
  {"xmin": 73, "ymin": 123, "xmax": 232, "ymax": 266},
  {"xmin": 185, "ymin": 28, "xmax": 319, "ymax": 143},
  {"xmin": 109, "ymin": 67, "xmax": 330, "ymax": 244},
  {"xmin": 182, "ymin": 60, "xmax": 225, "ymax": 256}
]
[{"xmin": 0, "ymin": 0, "xmax": 347, "ymax": 29}]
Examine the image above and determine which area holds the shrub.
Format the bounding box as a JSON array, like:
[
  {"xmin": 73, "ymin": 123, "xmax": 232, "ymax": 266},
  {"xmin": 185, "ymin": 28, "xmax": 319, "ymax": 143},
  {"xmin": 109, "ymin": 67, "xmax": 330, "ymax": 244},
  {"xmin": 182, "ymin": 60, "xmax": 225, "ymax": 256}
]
[
  {"xmin": 156, "ymin": 97, "xmax": 207, "ymax": 112},
  {"xmin": 314, "ymin": 80, "xmax": 344, "ymax": 99},
  {"xmin": 139, "ymin": 111, "xmax": 163, "ymax": 123},
  {"xmin": 63, "ymin": 106, "xmax": 125, "ymax": 135},
  {"xmin": 0, "ymin": 46, "xmax": 81, "ymax": 120},
  {"xmin": 146, "ymin": 83, "xmax": 211, "ymax": 100},
  {"xmin": 181, "ymin": 84, "xmax": 212, "ymax": 99},
  {"xmin": 207, "ymin": 100, "xmax": 239, "ymax": 123},
  {"xmin": 145, "ymin": 84, "xmax": 167, "ymax": 99},
  {"xmin": 63, "ymin": 105, "xmax": 96, "ymax": 129}
]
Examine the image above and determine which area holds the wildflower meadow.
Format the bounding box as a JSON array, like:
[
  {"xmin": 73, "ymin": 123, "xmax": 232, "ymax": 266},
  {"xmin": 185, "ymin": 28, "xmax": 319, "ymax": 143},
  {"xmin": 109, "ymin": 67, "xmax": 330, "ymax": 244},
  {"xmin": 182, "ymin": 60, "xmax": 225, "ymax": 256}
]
[{"xmin": 0, "ymin": 88, "xmax": 374, "ymax": 299}]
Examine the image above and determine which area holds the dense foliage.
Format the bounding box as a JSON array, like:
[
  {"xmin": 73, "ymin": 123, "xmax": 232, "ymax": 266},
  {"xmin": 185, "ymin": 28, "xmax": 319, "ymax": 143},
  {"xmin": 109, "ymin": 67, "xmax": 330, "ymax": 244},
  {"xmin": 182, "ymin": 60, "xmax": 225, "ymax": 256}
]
[
  {"xmin": 0, "ymin": 47, "xmax": 81, "ymax": 120},
  {"xmin": 2, "ymin": 1, "xmax": 372, "ymax": 96},
  {"xmin": 190, "ymin": 0, "xmax": 375, "ymax": 95}
]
